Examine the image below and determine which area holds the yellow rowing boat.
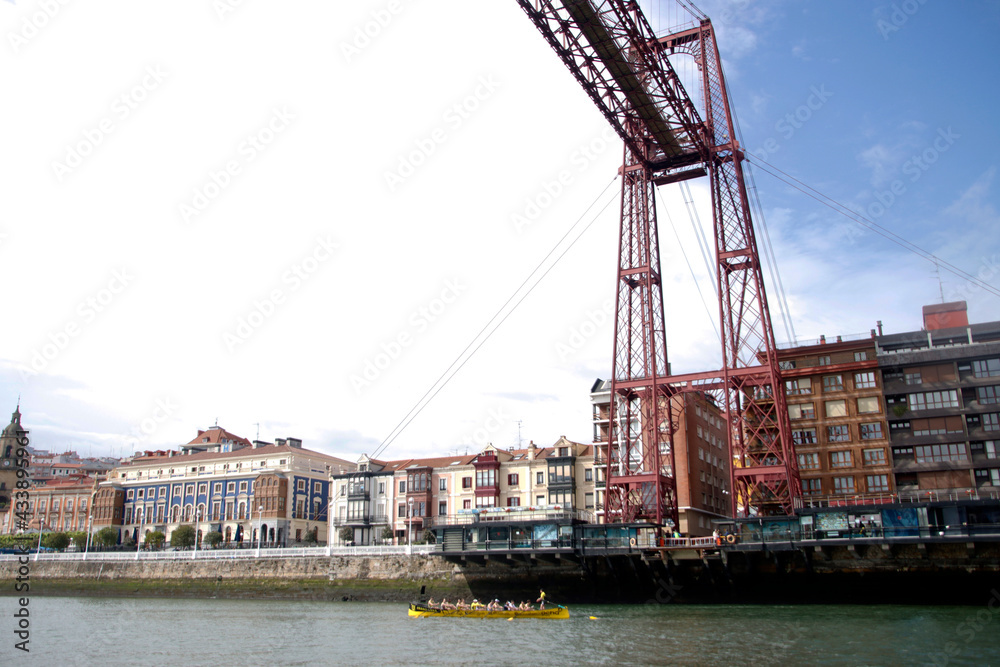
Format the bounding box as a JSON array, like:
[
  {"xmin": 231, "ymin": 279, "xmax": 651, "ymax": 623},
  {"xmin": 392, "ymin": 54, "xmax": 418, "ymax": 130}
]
[{"xmin": 407, "ymin": 603, "xmax": 569, "ymax": 619}]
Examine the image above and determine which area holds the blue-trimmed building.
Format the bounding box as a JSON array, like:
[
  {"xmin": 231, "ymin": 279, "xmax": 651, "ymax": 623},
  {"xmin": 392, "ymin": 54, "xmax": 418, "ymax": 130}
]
[{"xmin": 95, "ymin": 428, "xmax": 354, "ymax": 547}]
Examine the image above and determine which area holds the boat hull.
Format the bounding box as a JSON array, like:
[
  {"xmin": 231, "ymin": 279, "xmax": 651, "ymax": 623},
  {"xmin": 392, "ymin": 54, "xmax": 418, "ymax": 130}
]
[{"xmin": 407, "ymin": 604, "xmax": 569, "ymax": 619}]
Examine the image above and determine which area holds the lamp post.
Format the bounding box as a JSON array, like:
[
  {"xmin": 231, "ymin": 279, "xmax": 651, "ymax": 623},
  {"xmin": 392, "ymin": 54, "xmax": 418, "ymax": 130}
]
[
  {"xmin": 34, "ymin": 518, "xmax": 45, "ymax": 562},
  {"xmin": 134, "ymin": 507, "xmax": 144, "ymax": 560},
  {"xmin": 255, "ymin": 504, "xmax": 263, "ymax": 557},
  {"xmin": 83, "ymin": 514, "xmax": 93, "ymax": 561},
  {"xmin": 192, "ymin": 508, "xmax": 201, "ymax": 560},
  {"xmin": 407, "ymin": 497, "xmax": 413, "ymax": 556}
]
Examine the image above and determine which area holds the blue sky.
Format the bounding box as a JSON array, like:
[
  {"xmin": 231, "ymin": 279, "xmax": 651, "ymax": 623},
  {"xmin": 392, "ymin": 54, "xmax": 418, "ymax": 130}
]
[{"xmin": 0, "ymin": 0, "xmax": 997, "ymax": 463}]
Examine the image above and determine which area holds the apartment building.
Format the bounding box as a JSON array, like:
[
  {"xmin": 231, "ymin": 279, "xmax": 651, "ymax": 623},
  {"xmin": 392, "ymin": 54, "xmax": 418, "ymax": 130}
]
[
  {"xmin": 95, "ymin": 429, "xmax": 353, "ymax": 547},
  {"xmin": 777, "ymin": 336, "xmax": 893, "ymax": 504},
  {"xmin": 330, "ymin": 439, "xmax": 597, "ymax": 546},
  {"xmin": 877, "ymin": 302, "xmax": 1000, "ymax": 499},
  {"xmin": 590, "ymin": 380, "xmax": 730, "ymax": 535}
]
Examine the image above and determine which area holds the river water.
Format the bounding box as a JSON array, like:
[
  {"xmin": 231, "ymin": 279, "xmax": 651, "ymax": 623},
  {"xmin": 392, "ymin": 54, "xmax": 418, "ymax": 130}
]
[{"xmin": 8, "ymin": 596, "xmax": 1000, "ymax": 666}]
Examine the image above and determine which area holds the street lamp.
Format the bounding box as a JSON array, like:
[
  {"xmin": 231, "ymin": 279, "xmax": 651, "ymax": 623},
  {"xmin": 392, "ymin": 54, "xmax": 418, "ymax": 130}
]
[
  {"xmin": 34, "ymin": 518, "xmax": 45, "ymax": 562},
  {"xmin": 192, "ymin": 508, "xmax": 201, "ymax": 560},
  {"xmin": 134, "ymin": 507, "xmax": 144, "ymax": 560},
  {"xmin": 255, "ymin": 504, "xmax": 263, "ymax": 557},
  {"xmin": 83, "ymin": 514, "xmax": 93, "ymax": 561},
  {"xmin": 407, "ymin": 497, "xmax": 413, "ymax": 555}
]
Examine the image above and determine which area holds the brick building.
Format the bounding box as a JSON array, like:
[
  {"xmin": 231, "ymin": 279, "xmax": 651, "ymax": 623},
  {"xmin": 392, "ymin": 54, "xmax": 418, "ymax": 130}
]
[
  {"xmin": 590, "ymin": 379, "xmax": 729, "ymax": 535},
  {"xmin": 777, "ymin": 336, "xmax": 893, "ymax": 504}
]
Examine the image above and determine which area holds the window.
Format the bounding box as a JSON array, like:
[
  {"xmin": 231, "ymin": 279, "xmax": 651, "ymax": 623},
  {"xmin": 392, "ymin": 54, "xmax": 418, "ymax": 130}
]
[
  {"xmin": 507, "ymin": 473, "xmax": 519, "ymax": 486},
  {"xmin": 197, "ymin": 483, "xmax": 207, "ymax": 495},
  {"xmin": 785, "ymin": 378, "xmax": 812, "ymax": 395},
  {"xmin": 984, "ymin": 414, "xmax": 1000, "ymax": 432},
  {"xmin": 825, "ymin": 400, "xmax": 847, "ymax": 418},
  {"xmin": 536, "ymin": 472, "xmax": 544, "ymax": 485},
  {"xmin": 827, "ymin": 425, "xmax": 850, "ymax": 443},
  {"xmin": 803, "ymin": 479, "xmax": 822, "ymax": 495},
  {"xmin": 506, "ymin": 497, "xmax": 521, "ymax": 508},
  {"xmin": 823, "ymin": 375, "xmax": 843, "ymax": 392},
  {"xmin": 818, "ymin": 355, "xmax": 831, "ymax": 366},
  {"xmin": 797, "ymin": 453, "xmax": 820, "ymax": 470},
  {"xmin": 854, "ymin": 351, "xmax": 869, "ymax": 362},
  {"xmin": 314, "ymin": 481, "xmax": 322, "ymax": 493},
  {"xmin": 915, "ymin": 444, "xmax": 967, "ymax": 463},
  {"xmin": 378, "ymin": 482, "xmax": 385, "ymax": 495},
  {"xmin": 904, "ymin": 372, "xmax": 922, "ymax": 385},
  {"xmin": 866, "ymin": 475, "xmax": 889, "ymax": 493},
  {"xmin": 296, "ymin": 480, "xmax": 305, "ymax": 492},
  {"xmin": 461, "ymin": 477, "xmax": 472, "ymax": 489},
  {"xmin": 536, "ymin": 495, "xmax": 545, "ymax": 506},
  {"xmin": 863, "ymin": 448, "xmax": 887, "ymax": 466},
  {"xmin": 398, "ymin": 505, "xmax": 406, "ymax": 518},
  {"xmin": 788, "ymin": 403, "xmax": 815, "ymax": 420},
  {"xmin": 438, "ymin": 501, "xmax": 447, "ymax": 516},
  {"xmin": 830, "ymin": 451, "xmax": 853, "ymax": 469},
  {"xmin": 226, "ymin": 482, "xmax": 236, "ymax": 493},
  {"xmin": 585, "ymin": 468, "xmax": 593, "ymax": 482},
  {"xmin": 985, "ymin": 441, "xmax": 999, "ymax": 459},
  {"xmin": 439, "ymin": 478, "xmax": 447, "ymax": 491},
  {"xmin": 857, "ymin": 397, "xmax": 880, "ymax": 414},
  {"xmin": 137, "ymin": 489, "xmax": 144, "ymax": 499},
  {"xmin": 585, "ymin": 493, "xmax": 594, "ymax": 509},
  {"xmin": 779, "ymin": 360, "xmax": 795, "ymax": 370},
  {"xmin": 127, "ymin": 490, "xmax": 134, "ymax": 500},
  {"xmin": 238, "ymin": 481, "xmax": 247, "ymax": 493},
  {"xmin": 978, "ymin": 386, "xmax": 1000, "ymax": 405},
  {"xmin": 973, "ymin": 358, "xmax": 1000, "ymax": 378},
  {"xmin": 908, "ymin": 390, "xmax": 959, "ymax": 411},
  {"xmin": 66, "ymin": 499, "xmax": 73, "ymax": 511},
  {"xmin": 833, "ymin": 476, "xmax": 855, "ymax": 494},
  {"xmin": 859, "ymin": 422, "xmax": 884, "ymax": 440},
  {"xmin": 792, "ymin": 429, "xmax": 817, "ymax": 446},
  {"xmin": 475, "ymin": 469, "xmax": 497, "ymax": 488},
  {"xmin": 854, "ymin": 372, "xmax": 876, "ymax": 389},
  {"xmin": 399, "ymin": 480, "xmax": 406, "ymax": 493}
]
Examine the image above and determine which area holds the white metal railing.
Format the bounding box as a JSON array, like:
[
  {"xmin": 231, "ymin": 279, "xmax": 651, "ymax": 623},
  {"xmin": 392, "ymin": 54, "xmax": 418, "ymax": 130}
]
[{"xmin": 0, "ymin": 544, "xmax": 438, "ymax": 562}]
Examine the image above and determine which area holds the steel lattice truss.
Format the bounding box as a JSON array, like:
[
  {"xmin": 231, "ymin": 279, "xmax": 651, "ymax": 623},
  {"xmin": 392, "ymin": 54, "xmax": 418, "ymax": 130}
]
[{"xmin": 517, "ymin": 0, "xmax": 801, "ymax": 523}]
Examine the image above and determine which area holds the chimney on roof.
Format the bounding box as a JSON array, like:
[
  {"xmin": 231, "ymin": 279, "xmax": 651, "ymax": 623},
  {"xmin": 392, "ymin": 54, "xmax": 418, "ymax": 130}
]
[
  {"xmin": 275, "ymin": 438, "xmax": 285, "ymax": 447},
  {"xmin": 527, "ymin": 440, "xmax": 537, "ymax": 461},
  {"xmin": 923, "ymin": 301, "xmax": 969, "ymax": 331},
  {"xmin": 287, "ymin": 438, "xmax": 302, "ymax": 449}
]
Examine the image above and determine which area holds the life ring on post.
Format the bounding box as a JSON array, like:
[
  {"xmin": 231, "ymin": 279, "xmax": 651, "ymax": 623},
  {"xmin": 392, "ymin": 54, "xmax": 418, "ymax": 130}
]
[
  {"xmin": 629, "ymin": 537, "xmax": 637, "ymax": 547},
  {"xmin": 725, "ymin": 534, "xmax": 737, "ymax": 545}
]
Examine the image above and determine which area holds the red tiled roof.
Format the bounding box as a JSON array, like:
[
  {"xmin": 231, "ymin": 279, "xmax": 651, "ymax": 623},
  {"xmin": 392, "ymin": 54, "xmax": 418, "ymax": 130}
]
[
  {"xmin": 186, "ymin": 426, "xmax": 252, "ymax": 447},
  {"xmin": 127, "ymin": 443, "xmax": 352, "ymax": 467}
]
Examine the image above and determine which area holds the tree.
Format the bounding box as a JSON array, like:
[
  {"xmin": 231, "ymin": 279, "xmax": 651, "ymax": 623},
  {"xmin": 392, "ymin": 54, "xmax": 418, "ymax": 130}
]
[
  {"xmin": 421, "ymin": 529, "xmax": 435, "ymax": 545},
  {"xmin": 144, "ymin": 530, "xmax": 165, "ymax": 549},
  {"xmin": 95, "ymin": 527, "xmax": 119, "ymax": 548},
  {"xmin": 42, "ymin": 532, "xmax": 70, "ymax": 551},
  {"xmin": 203, "ymin": 531, "xmax": 223, "ymax": 548},
  {"xmin": 170, "ymin": 525, "xmax": 195, "ymax": 548},
  {"xmin": 380, "ymin": 527, "xmax": 394, "ymax": 545},
  {"xmin": 304, "ymin": 527, "xmax": 318, "ymax": 544},
  {"xmin": 66, "ymin": 531, "xmax": 88, "ymax": 549},
  {"xmin": 339, "ymin": 526, "xmax": 354, "ymax": 544}
]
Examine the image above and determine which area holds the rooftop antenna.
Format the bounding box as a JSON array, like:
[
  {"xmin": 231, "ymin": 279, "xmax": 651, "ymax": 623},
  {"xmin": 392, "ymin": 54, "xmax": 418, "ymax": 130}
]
[
  {"xmin": 254, "ymin": 422, "xmax": 260, "ymax": 442},
  {"xmin": 515, "ymin": 420, "xmax": 523, "ymax": 448},
  {"xmin": 934, "ymin": 263, "xmax": 945, "ymax": 303}
]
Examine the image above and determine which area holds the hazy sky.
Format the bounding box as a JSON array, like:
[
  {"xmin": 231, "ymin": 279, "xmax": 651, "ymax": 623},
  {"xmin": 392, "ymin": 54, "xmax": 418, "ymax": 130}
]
[{"xmin": 2, "ymin": 1, "xmax": 998, "ymax": 463}]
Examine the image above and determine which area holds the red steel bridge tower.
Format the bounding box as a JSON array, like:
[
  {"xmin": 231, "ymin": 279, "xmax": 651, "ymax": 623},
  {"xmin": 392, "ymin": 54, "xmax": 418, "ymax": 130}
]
[{"xmin": 517, "ymin": 0, "xmax": 801, "ymax": 524}]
